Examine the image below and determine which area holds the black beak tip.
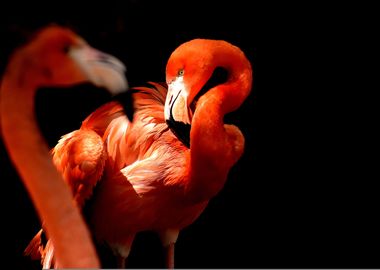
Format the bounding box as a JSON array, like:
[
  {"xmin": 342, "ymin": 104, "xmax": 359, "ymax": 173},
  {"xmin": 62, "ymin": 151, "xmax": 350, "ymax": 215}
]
[{"xmin": 166, "ymin": 119, "xmax": 191, "ymax": 149}]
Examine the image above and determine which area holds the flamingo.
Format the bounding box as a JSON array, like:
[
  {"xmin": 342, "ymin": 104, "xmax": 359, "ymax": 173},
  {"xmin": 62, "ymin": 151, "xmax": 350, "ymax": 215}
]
[
  {"xmin": 26, "ymin": 38, "xmax": 252, "ymax": 269},
  {"xmin": 0, "ymin": 25, "xmax": 128, "ymax": 268}
]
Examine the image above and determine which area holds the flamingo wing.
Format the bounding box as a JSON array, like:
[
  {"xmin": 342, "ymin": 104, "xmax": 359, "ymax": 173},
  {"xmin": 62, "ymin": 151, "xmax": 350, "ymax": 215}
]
[
  {"xmin": 53, "ymin": 100, "xmax": 128, "ymax": 206},
  {"xmin": 103, "ymin": 82, "xmax": 168, "ymax": 170},
  {"xmin": 52, "ymin": 128, "xmax": 107, "ymax": 207}
]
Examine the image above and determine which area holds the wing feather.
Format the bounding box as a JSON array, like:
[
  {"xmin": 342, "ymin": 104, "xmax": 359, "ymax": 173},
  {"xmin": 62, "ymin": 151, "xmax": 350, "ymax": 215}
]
[{"xmin": 52, "ymin": 129, "xmax": 106, "ymax": 207}]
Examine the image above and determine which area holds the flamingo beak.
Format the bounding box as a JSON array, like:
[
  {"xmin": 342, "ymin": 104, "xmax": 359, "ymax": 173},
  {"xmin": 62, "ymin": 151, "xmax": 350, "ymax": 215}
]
[
  {"xmin": 164, "ymin": 76, "xmax": 191, "ymax": 125},
  {"xmin": 165, "ymin": 76, "xmax": 192, "ymax": 148},
  {"xmin": 69, "ymin": 45, "xmax": 128, "ymax": 96},
  {"xmin": 164, "ymin": 67, "xmax": 229, "ymax": 148}
]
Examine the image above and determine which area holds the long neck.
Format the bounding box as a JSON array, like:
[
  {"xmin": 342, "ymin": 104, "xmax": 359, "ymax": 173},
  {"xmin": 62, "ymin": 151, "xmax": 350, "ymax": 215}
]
[
  {"xmin": 185, "ymin": 53, "xmax": 252, "ymax": 203},
  {"xmin": 0, "ymin": 71, "xmax": 99, "ymax": 268}
]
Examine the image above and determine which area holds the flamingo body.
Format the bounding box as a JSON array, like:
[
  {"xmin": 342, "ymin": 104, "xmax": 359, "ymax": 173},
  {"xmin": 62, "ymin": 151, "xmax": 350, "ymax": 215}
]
[
  {"xmin": 87, "ymin": 39, "xmax": 252, "ymax": 264},
  {"xmin": 88, "ymin": 85, "xmax": 209, "ymax": 249}
]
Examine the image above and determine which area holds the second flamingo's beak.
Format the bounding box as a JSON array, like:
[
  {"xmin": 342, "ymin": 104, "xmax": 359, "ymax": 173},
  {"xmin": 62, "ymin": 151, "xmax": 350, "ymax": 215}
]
[{"xmin": 69, "ymin": 45, "xmax": 128, "ymax": 96}]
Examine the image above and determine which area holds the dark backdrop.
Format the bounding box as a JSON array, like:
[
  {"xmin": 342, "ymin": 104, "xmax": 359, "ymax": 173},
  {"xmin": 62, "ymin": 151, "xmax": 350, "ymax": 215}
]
[{"xmin": 0, "ymin": 1, "xmax": 376, "ymax": 269}]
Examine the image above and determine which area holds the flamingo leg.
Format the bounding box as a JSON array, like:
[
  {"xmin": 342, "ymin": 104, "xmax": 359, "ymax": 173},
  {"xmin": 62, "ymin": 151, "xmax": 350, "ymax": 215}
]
[
  {"xmin": 165, "ymin": 243, "xmax": 175, "ymax": 269},
  {"xmin": 117, "ymin": 255, "xmax": 127, "ymax": 269},
  {"xmin": 113, "ymin": 235, "xmax": 134, "ymax": 269}
]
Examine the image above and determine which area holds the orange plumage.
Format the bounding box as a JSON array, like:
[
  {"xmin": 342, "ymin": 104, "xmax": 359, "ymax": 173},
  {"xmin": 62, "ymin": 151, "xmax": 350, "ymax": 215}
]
[{"xmin": 26, "ymin": 39, "xmax": 252, "ymax": 269}]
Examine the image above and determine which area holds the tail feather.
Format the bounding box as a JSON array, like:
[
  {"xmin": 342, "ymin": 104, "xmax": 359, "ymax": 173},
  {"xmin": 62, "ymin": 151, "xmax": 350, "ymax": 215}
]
[
  {"xmin": 24, "ymin": 229, "xmax": 44, "ymax": 260},
  {"xmin": 42, "ymin": 240, "xmax": 55, "ymax": 269},
  {"xmin": 24, "ymin": 229, "xmax": 56, "ymax": 268}
]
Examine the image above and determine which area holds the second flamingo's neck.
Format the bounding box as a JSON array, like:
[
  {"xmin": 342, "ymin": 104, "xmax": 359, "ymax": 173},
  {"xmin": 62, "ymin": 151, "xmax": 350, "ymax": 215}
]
[
  {"xmin": 0, "ymin": 74, "xmax": 100, "ymax": 268},
  {"xmin": 1, "ymin": 78, "xmax": 48, "ymax": 165}
]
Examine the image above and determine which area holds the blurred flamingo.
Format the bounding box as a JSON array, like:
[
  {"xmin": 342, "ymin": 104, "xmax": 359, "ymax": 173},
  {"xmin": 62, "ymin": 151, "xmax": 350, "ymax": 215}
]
[{"xmin": 0, "ymin": 25, "xmax": 128, "ymax": 268}]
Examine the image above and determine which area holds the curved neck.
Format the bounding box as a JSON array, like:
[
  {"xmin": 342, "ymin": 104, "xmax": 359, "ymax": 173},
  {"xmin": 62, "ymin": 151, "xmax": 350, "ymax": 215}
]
[
  {"xmin": 185, "ymin": 54, "xmax": 252, "ymax": 203},
  {"xmin": 0, "ymin": 72, "xmax": 99, "ymax": 268}
]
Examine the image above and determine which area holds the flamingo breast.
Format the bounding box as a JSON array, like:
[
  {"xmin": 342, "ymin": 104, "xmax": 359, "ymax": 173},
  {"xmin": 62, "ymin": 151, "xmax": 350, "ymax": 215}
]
[{"xmin": 89, "ymin": 126, "xmax": 208, "ymax": 245}]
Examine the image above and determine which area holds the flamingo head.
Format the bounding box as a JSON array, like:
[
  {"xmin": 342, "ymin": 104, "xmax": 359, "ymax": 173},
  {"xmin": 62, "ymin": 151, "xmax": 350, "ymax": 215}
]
[
  {"xmin": 7, "ymin": 25, "xmax": 128, "ymax": 95},
  {"xmin": 164, "ymin": 39, "xmax": 230, "ymax": 148}
]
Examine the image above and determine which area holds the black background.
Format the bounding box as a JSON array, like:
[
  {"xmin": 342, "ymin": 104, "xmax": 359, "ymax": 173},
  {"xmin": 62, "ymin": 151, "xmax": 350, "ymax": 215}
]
[{"xmin": 0, "ymin": 1, "xmax": 376, "ymax": 269}]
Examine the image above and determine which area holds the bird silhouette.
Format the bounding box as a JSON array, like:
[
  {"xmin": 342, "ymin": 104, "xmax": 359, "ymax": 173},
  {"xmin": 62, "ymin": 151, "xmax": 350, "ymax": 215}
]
[{"xmin": 0, "ymin": 25, "xmax": 128, "ymax": 268}]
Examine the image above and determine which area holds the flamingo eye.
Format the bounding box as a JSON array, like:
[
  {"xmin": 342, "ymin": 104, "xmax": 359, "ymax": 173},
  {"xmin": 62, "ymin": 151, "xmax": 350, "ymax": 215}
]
[
  {"xmin": 177, "ymin": 69, "xmax": 184, "ymax": 76},
  {"xmin": 62, "ymin": 44, "xmax": 71, "ymax": 54}
]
